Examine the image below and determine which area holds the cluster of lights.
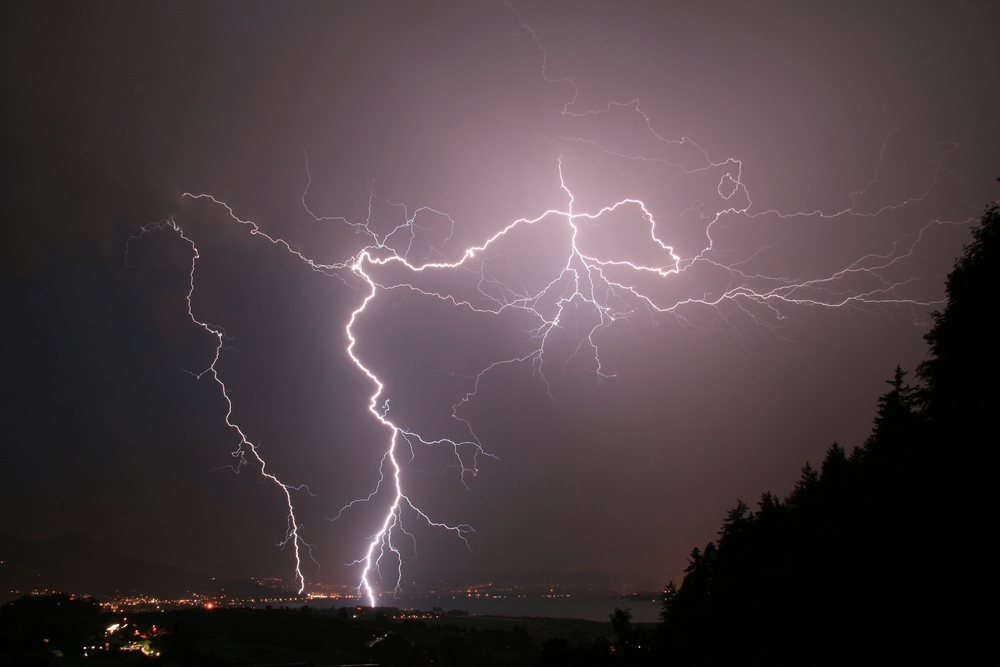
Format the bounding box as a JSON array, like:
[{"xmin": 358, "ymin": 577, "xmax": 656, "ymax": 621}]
[{"xmin": 81, "ymin": 619, "xmax": 166, "ymax": 658}]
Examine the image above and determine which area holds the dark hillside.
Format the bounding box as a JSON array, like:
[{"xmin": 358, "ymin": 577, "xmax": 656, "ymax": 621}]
[{"xmin": 659, "ymin": 204, "xmax": 1000, "ymax": 665}]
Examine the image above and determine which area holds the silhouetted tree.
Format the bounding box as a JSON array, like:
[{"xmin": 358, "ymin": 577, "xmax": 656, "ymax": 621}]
[
  {"xmin": 918, "ymin": 203, "xmax": 1000, "ymax": 431},
  {"xmin": 914, "ymin": 203, "xmax": 1000, "ymax": 661},
  {"xmin": 862, "ymin": 366, "xmax": 921, "ymax": 461},
  {"xmin": 785, "ymin": 462, "xmax": 818, "ymax": 508},
  {"xmin": 818, "ymin": 442, "xmax": 849, "ymax": 484},
  {"xmin": 610, "ymin": 606, "xmax": 634, "ymax": 661}
]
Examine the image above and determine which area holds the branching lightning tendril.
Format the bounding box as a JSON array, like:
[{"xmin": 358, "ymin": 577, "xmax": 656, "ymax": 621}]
[{"xmin": 132, "ymin": 8, "xmax": 975, "ymax": 605}]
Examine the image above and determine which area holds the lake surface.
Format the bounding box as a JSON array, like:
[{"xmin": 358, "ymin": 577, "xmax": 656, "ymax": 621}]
[{"xmin": 293, "ymin": 594, "xmax": 662, "ymax": 623}]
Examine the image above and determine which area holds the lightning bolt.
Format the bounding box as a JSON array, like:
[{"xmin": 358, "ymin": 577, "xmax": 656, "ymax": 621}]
[
  {"xmin": 131, "ymin": 8, "xmax": 976, "ymax": 605},
  {"xmin": 126, "ymin": 219, "xmax": 315, "ymax": 594}
]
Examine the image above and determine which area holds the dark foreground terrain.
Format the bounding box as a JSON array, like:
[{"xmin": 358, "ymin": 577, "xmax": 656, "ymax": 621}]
[{"xmin": 0, "ymin": 594, "xmax": 642, "ymax": 666}]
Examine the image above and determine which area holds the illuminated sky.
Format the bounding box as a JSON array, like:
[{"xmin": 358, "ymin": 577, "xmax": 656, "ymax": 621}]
[{"xmin": 2, "ymin": 1, "xmax": 998, "ymax": 595}]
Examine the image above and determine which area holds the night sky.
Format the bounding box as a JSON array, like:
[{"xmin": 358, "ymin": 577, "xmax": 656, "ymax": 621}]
[{"xmin": 3, "ymin": 1, "xmax": 998, "ymax": 598}]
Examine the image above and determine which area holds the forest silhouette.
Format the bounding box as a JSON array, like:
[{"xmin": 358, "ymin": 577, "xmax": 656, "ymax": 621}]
[{"xmin": 655, "ymin": 203, "xmax": 999, "ymax": 665}]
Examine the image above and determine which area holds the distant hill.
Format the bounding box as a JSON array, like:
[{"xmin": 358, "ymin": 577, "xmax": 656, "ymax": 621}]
[{"xmin": 0, "ymin": 533, "xmax": 299, "ymax": 602}]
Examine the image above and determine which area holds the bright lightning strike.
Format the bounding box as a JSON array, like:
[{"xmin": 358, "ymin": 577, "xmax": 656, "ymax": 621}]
[
  {"xmin": 126, "ymin": 219, "xmax": 315, "ymax": 594},
  {"xmin": 132, "ymin": 9, "xmax": 975, "ymax": 605}
]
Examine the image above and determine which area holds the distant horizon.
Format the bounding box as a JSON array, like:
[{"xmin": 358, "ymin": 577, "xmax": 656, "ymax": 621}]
[{"xmin": 0, "ymin": 531, "xmax": 663, "ymax": 603}]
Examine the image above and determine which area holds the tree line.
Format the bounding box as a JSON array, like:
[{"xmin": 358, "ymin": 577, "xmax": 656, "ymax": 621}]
[{"xmin": 655, "ymin": 203, "xmax": 999, "ymax": 665}]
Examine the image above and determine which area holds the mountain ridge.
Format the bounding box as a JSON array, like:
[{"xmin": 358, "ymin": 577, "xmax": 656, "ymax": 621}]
[{"xmin": 0, "ymin": 532, "xmax": 300, "ymax": 603}]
